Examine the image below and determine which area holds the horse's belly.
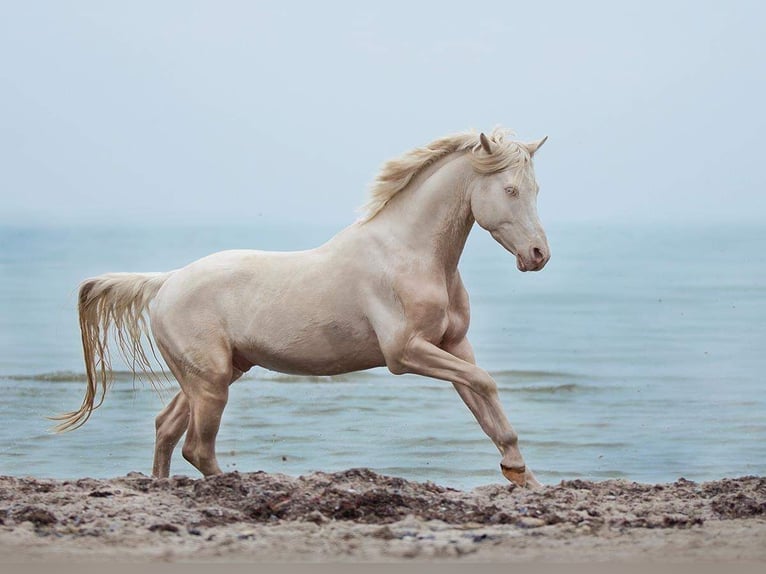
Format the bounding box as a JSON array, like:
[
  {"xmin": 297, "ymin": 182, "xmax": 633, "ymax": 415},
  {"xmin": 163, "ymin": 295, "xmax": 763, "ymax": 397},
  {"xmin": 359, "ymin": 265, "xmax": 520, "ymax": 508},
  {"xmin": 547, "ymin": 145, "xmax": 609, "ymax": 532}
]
[
  {"xmin": 236, "ymin": 317, "xmax": 386, "ymax": 376},
  {"xmin": 254, "ymin": 351, "xmax": 384, "ymax": 377}
]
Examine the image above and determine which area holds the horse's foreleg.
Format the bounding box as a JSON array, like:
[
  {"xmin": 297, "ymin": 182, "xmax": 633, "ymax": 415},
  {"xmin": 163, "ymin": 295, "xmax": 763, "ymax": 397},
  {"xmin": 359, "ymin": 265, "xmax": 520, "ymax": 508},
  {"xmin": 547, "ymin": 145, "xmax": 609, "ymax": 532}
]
[
  {"xmin": 389, "ymin": 336, "xmax": 539, "ymax": 488},
  {"xmin": 152, "ymin": 390, "xmax": 190, "ymax": 478},
  {"xmin": 443, "ymin": 338, "xmax": 541, "ymax": 488},
  {"xmin": 451, "ymin": 381, "xmax": 540, "ymax": 488}
]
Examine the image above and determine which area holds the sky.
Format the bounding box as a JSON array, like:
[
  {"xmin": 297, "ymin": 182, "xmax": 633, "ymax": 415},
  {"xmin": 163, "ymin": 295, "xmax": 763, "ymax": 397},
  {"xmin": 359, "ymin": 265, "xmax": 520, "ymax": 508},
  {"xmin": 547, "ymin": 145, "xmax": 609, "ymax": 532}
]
[{"xmin": 1, "ymin": 1, "xmax": 764, "ymax": 226}]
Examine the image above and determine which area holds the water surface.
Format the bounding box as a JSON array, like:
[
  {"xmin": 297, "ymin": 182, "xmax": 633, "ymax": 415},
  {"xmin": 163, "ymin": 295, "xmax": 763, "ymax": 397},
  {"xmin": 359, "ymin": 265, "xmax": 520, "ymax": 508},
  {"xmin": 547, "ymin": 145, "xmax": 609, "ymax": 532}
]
[{"xmin": 1, "ymin": 222, "xmax": 763, "ymax": 489}]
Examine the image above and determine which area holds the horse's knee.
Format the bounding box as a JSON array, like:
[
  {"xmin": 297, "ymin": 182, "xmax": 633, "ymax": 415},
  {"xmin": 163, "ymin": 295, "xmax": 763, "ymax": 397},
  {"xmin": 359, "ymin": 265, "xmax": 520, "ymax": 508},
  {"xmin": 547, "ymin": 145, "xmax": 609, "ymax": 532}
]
[
  {"xmin": 500, "ymin": 429, "xmax": 519, "ymax": 448},
  {"xmin": 382, "ymin": 343, "xmax": 410, "ymax": 375},
  {"xmin": 472, "ymin": 370, "xmax": 498, "ymax": 397},
  {"xmin": 386, "ymin": 357, "xmax": 408, "ymax": 375},
  {"xmin": 383, "ymin": 335, "xmax": 430, "ymax": 375}
]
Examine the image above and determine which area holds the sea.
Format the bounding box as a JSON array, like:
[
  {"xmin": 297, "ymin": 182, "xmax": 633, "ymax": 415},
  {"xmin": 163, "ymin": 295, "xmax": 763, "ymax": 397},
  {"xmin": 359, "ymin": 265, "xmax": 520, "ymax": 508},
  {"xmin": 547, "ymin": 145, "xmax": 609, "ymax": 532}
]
[{"xmin": 0, "ymin": 221, "xmax": 764, "ymax": 490}]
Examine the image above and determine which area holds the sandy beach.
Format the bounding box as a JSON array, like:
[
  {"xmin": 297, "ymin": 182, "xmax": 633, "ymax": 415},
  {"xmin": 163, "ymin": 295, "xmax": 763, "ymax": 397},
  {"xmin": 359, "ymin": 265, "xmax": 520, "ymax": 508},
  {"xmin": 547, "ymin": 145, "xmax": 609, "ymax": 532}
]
[{"xmin": 0, "ymin": 468, "xmax": 763, "ymax": 563}]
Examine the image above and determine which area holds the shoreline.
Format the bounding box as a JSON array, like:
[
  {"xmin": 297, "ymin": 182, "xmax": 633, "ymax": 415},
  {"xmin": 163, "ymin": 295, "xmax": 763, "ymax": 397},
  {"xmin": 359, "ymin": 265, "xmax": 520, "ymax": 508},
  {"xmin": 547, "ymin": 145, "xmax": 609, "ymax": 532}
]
[{"xmin": 1, "ymin": 469, "xmax": 764, "ymax": 562}]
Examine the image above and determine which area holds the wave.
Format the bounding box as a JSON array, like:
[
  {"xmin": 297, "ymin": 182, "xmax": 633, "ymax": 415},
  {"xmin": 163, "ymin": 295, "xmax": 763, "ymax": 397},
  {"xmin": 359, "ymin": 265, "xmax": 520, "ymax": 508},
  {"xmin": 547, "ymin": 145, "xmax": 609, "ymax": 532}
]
[
  {"xmin": 2, "ymin": 368, "xmax": 593, "ymax": 392},
  {"xmin": 525, "ymin": 439, "xmax": 631, "ymax": 449},
  {"xmin": 491, "ymin": 369, "xmax": 585, "ymax": 381},
  {"xmin": 2, "ymin": 370, "xmax": 168, "ymax": 383},
  {"xmin": 0, "ymin": 369, "xmax": 385, "ymax": 384},
  {"xmin": 507, "ymin": 382, "xmax": 594, "ymax": 394}
]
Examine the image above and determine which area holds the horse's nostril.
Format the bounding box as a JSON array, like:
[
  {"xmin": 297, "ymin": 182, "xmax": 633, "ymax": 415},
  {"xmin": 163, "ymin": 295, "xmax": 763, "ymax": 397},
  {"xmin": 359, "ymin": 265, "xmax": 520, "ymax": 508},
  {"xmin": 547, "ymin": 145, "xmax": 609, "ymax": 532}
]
[{"xmin": 532, "ymin": 247, "xmax": 544, "ymax": 263}]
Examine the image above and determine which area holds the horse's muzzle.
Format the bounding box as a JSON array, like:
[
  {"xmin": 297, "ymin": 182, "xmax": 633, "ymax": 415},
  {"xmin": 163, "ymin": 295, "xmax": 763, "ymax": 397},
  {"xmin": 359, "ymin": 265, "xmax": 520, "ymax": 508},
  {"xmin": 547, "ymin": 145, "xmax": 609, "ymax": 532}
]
[{"xmin": 517, "ymin": 246, "xmax": 550, "ymax": 272}]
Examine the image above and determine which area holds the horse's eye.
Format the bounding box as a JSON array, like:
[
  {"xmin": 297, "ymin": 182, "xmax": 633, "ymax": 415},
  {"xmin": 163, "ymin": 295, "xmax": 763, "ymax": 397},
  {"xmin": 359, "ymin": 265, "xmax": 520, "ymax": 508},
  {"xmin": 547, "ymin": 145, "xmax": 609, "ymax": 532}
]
[{"xmin": 505, "ymin": 186, "xmax": 519, "ymax": 197}]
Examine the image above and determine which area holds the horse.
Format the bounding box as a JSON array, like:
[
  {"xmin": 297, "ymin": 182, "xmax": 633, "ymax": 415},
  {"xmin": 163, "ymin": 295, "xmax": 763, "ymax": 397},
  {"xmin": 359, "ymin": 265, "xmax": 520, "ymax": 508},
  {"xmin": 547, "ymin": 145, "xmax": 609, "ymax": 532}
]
[{"xmin": 53, "ymin": 128, "xmax": 550, "ymax": 488}]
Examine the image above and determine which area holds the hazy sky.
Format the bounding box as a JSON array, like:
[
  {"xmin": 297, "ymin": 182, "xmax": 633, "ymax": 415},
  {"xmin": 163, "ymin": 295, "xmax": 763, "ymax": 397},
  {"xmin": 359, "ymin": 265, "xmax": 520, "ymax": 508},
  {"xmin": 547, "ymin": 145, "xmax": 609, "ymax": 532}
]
[{"xmin": 1, "ymin": 1, "xmax": 764, "ymax": 226}]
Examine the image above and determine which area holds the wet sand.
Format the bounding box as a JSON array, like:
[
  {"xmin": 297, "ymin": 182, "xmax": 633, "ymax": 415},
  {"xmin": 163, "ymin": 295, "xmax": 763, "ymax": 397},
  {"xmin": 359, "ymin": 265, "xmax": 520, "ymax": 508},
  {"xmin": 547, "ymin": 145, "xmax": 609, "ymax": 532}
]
[{"xmin": 0, "ymin": 469, "xmax": 764, "ymax": 562}]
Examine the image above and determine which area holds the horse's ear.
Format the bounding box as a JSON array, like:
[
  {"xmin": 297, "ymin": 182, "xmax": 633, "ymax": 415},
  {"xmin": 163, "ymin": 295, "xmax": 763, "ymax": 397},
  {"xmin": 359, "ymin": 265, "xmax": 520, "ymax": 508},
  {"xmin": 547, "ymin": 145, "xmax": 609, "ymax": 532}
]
[
  {"xmin": 526, "ymin": 136, "xmax": 548, "ymax": 156},
  {"xmin": 479, "ymin": 132, "xmax": 493, "ymax": 154}
]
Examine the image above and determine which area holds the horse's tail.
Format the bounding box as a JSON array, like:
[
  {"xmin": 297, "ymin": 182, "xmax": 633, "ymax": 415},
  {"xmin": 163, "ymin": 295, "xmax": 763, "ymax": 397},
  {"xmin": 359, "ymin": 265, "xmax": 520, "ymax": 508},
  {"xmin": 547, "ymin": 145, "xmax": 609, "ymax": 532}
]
[{"xmin": 51, "ymin": 272, "xmax": 173, "ymax": 433}]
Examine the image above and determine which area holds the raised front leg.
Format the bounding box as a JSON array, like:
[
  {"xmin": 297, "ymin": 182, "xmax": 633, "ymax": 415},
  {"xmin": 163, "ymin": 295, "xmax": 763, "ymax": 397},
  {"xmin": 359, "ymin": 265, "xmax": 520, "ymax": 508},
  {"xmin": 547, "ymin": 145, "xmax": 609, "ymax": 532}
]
[{"xmin": 387, "ymin": 335, "xmax": 539, "ymax": 488}]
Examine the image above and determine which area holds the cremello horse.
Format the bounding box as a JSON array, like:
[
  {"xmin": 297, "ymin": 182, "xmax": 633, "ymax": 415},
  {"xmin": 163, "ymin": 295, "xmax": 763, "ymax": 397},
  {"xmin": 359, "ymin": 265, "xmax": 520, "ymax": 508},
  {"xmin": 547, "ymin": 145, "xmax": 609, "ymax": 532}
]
[{"xmin": 55, "ymin": 128, "xmax": 550, "ymax": 487}]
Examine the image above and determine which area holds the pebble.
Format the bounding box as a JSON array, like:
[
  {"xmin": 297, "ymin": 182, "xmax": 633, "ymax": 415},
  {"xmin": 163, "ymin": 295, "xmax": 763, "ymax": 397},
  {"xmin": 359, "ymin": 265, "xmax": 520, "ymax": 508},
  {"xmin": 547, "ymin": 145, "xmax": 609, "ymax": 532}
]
[{"xmin": 517, "ymin": 517, "xmax": 546, "ymax": 529}]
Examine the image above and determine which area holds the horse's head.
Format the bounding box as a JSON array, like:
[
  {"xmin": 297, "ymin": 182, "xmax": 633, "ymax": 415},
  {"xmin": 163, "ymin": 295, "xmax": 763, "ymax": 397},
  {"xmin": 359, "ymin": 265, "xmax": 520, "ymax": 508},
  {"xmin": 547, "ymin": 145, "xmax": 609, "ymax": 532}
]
[{"xmin": 470, "ymin": 133, "xmax": 550, "ymax": 272}]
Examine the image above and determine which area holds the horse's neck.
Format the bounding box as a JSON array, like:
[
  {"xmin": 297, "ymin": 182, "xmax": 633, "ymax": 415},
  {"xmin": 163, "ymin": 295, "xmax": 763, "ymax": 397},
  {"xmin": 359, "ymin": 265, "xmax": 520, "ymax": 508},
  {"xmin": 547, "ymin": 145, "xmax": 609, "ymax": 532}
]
[{"xmin": 366, "ymin": 153, "xmax": 475, "ymax": 272}]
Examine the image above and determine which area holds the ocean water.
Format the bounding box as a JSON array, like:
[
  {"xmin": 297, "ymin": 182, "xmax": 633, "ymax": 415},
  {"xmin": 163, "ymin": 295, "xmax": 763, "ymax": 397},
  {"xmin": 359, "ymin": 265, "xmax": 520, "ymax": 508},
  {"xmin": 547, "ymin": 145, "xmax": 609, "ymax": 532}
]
[{"xmin": 0, "ymin": 221, "xmax": 764, "ymax": 489}]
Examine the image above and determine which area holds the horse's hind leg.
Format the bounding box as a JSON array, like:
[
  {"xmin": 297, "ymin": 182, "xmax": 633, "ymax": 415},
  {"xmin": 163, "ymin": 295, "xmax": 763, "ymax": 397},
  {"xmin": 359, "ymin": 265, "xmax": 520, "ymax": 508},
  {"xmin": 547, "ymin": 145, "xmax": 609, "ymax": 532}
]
[
  {"xmin": 177, "ymin": 363, "xmax": 236, "ymax": 476},
  {"xmin": 152, "ymin": 391, "xmax": 190, "ymax": 478},
  {"xmin": 179, "ymin": 366, "xmax": 245, "ymax": 476},
  {"xmin": 153, "ymin": 331, "xmax": 243, "ymax": 477}
]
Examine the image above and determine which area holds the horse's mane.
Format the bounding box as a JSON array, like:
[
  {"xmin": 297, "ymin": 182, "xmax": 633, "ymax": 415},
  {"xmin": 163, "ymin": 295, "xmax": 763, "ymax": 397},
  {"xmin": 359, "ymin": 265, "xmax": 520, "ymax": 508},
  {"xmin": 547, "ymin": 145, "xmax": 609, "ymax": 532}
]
[{"xmin": 360, "ymin": 127, "xmax": 530, "ymax": 222}]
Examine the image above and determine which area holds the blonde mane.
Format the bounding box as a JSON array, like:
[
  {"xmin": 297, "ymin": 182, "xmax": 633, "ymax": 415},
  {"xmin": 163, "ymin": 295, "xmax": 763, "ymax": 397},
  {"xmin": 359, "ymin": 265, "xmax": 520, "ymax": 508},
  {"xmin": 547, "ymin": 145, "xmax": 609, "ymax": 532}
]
[{"xmin": 360, "ymin": 127, "xmax": 530, "ymax": 221}]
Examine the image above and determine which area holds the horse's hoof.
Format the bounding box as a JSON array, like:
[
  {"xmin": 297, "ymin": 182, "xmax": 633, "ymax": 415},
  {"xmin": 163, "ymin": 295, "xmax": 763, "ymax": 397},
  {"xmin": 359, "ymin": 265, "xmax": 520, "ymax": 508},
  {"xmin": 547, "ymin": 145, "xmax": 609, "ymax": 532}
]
[{"xmin": 500, "ymin": 463, "xmax": 527, "ymax": 487}]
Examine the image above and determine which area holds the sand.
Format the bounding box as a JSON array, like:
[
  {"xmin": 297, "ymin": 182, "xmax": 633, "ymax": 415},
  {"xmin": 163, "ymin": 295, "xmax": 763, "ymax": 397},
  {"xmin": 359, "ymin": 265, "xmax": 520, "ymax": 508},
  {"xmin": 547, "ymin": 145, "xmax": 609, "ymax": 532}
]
[{"xmin": 0, "ymin": 469, "xmax": 764, "ymax": 563}]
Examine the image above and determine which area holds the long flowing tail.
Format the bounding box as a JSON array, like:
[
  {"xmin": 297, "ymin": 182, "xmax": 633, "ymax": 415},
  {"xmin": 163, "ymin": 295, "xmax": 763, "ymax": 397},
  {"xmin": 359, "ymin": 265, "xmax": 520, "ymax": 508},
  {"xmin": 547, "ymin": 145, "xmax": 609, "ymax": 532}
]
[{"xmin": 51, "ymin": 272, "xmax": 172, "ymax": 432}]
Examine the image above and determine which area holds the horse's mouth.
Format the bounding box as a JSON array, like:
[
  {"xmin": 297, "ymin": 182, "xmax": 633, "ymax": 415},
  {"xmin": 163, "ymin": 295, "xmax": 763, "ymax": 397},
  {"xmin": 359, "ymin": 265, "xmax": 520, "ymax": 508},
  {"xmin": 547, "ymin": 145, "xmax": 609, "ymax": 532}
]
[{"xmin": 516, "ymin": 255, "xmax": 547, "ymax": 273}]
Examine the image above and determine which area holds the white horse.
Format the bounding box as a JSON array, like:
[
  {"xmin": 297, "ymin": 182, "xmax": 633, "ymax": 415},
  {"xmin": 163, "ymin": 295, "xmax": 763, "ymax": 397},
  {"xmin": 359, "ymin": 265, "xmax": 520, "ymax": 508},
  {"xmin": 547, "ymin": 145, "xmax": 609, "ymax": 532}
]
[{"xmin": 55, "ymin": 128, "xmax": 550, "ymax": 487}]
